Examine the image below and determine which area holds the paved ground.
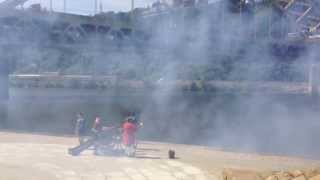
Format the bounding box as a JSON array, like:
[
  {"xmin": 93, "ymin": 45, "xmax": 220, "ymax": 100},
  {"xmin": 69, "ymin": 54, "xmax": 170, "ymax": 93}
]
[{"xmin": 0, "ymin": 132, "xmax": 320, "ymax": 180}]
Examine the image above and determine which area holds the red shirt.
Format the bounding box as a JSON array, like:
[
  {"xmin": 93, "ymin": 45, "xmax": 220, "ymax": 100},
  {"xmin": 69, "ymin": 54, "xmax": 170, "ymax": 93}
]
[{"xmin": 122, "ymin": 122, "xmax": 137, "ymax": 146}]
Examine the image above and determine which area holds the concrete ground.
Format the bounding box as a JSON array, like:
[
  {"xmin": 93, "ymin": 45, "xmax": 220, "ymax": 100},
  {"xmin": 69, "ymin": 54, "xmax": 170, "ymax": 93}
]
[{"xmin": 0, "ymin": 132, "xmax": 319, "ymax": 180}]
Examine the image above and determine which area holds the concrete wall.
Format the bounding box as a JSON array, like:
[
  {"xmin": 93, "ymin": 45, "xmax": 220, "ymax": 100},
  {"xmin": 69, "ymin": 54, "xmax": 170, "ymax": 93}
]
[
  {"xmin": 0, "ymin": 58, "xmax": 9, "ymax": 128},
  {"xmin": 8, "ymin": 88, "xmax": 148, "ymax": 133},
  {"xmin": 7, "ymin": 87, "xmax": 320, "ymax": 157}
]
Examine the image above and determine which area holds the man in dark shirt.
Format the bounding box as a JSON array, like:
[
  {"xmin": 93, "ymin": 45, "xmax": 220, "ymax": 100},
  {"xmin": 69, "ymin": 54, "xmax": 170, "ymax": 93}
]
[{"xmin": 75, "ymin": 113, "xmax": 86, "ymax": 144}]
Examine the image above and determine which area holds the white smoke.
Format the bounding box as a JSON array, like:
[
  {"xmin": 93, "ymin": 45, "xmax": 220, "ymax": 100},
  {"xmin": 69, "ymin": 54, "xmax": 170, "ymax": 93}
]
[{"xmin": 2, "ymin": 0, "xmax": 320, "ymax": 158}]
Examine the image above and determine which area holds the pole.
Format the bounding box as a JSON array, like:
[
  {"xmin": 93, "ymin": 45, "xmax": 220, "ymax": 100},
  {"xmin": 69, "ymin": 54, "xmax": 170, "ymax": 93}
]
[
  {"xmin": 99, "ymin": 1, "xmax": 103, "ymax": 13},
  {"xmin": 268, "ymin": 8, "xmax": 272, "ymax": 39},
  {"xmin": 222, "ymin": 1, "xmax": 226, "ymax": 50},
  {"xmin": 239, "ymin": 0, "xmax": 242, "ymax": 40},
  {"xmin": 239, "ymin": 1, "xmax": 242, "ymax": 23},
  {"xmin": 308, "ymin": 62, "xmax": 313, "ymax": 94},
  {"xmin": 131, "ymin": 0, "xmax": 134, "ymax": 11},
  {"xmin": 221, "ymin": 1, "xmax": 225, "ymax": 32},
  {"xmin": 94, "ymin": 0, "xmax": 98, "ymax": 14},
  {"xmin": 50, "ymin": 0, "xmax": 53, "ymax": 12},
  {"xmin": 253, "ymin": 10, "xmax": 257, "ymax": 40},
  {"xmin": 63, "ymin": 0, "xmax": 66, "ymax": 13}
]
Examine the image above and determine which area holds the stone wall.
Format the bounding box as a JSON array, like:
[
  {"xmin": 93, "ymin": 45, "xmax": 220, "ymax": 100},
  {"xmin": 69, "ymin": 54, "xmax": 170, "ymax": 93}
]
[{"xmin": 223, "ymin": 169, "xmax": 320, "ymax": 180}]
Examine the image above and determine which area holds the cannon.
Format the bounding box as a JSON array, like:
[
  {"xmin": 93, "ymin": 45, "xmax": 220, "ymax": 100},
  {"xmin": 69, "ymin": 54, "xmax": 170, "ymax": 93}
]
[{"xmin": 68, "ymin": 127, "xmax": 122, "ymax": 156}]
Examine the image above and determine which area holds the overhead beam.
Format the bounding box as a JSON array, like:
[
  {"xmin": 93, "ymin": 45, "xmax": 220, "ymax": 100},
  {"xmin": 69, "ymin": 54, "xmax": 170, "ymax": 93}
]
[
  {"xmin": 284, "ymin": 0, "xmax": 295, "ymax": 10},
  {"xmin": 296, "ymin": 7, "xmax": 312, "ymax": 22}
]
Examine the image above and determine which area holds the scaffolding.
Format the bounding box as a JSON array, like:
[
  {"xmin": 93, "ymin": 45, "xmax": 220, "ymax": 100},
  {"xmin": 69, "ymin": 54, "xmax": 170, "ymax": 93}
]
[{"xmin": 276, "ymin": 0, "xmax": 320, "ymax": 41}]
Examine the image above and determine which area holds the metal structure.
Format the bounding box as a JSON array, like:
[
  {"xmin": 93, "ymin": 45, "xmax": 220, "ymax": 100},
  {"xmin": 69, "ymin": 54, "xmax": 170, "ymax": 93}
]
[
  {"xmin": 0, "ymin": 0, "xmax": 319, "ymax": 47},
  {"xmin": 276, "ymin": 0, "xmax": 320, "ymax": 41},
  {"xmin": 0, "ymin": 0, "xmax": 28, "ymax": 10},
  {"xmin": 0, "ymin": 0, "xmax": 316, "ymax": 79},
  {"xmin": 0, "ymin": 0, "xmax": 138, "ymax": 47}
]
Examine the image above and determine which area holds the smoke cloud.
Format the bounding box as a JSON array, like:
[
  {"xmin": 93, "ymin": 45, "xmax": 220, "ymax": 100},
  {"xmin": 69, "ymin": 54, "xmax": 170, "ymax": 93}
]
[{"xmin": 1, "ymin": 0, "xmax": 320, "ymax": 159}]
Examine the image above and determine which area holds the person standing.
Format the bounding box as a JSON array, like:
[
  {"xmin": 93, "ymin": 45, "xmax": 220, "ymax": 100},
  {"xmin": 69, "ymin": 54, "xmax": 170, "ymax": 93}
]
[
  {"xmin": 92, "ymin": 116, "xmax": 103, "ymax": 133},
  {"xmin": 122, "ymin": 117, "xmax": 138, "ymax": 156},
  {"xmin": 75, "ymin": 113, "xmax": 86, "ymax": 144}
]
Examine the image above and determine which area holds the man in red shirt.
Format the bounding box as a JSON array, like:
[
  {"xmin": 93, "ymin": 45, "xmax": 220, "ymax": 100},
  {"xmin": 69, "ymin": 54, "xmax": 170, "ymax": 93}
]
[{"xmin": 122, "ymin": 117, "xmax": 137, "ymax": 147}]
